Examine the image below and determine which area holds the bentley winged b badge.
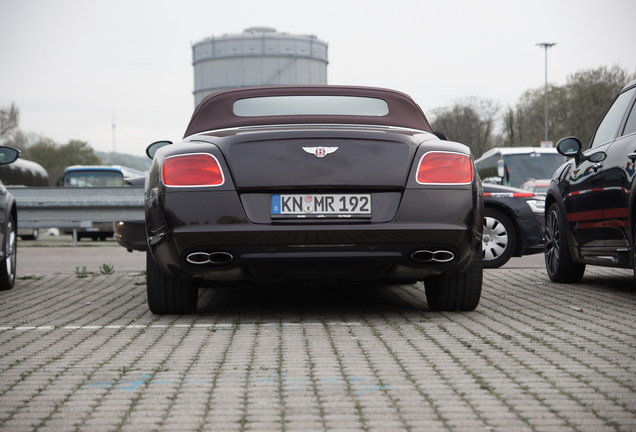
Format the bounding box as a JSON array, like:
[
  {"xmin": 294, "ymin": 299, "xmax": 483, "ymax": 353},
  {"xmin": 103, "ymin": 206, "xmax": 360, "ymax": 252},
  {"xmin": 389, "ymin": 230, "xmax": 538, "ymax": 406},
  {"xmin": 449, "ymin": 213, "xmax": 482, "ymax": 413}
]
[{"xmin": 302, "ymin": 147, "xmax": 338, "ymax": 158}]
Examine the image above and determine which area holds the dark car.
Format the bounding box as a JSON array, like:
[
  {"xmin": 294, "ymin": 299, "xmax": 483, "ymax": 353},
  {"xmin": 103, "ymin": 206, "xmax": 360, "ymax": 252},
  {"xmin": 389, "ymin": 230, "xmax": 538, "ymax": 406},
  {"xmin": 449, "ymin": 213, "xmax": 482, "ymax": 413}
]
[
  {"xmin": 0, "ymin": 157, "xmax": 48, "ymax": 240},
  {"xmin": 60, "ymin": 165, "xmax": 146, "ymax": 241},
  {"xmin": 0, "ymin": 146, "xmax": 21, "ymax": 290},
  {"xmin": 482, "ymin": 183, "xmax": 545, "ymax": 268},
  {"xmin": 544, "ymin": 79, "xmax": 636, "ymax": 282},
  {"xmin": 139, "ymin": 85, "xmax": 484, "ymax": 314},
  {"xmin": 114, "ymin": 176, "xmax": 146, "ymax": 251},
  {"xmin": 520, "ymin": 178, "xmax": 550, "ymax": 194}
]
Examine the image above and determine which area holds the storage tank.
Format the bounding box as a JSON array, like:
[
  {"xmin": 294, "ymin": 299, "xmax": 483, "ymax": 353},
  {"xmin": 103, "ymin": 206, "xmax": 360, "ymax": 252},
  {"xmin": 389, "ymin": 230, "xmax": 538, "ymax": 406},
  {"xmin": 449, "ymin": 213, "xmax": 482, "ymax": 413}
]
[{"xmin": 192, "ymin": 27, "xmax": 329, "ymax": 105}]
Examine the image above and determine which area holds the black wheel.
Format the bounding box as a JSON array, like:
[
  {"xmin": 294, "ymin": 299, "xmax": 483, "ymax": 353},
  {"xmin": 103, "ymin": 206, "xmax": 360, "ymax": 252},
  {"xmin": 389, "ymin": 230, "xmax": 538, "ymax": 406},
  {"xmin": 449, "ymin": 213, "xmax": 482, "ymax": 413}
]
[
  {"xmin": 482, "ymin": 208, "xmax": 517, "ymax": 269},
  {"xmin": 0, "ymin": 215, "xmax": 17, "ymax": 290},
  {"xmin": 425, "ymin": 254, "xmax": 483, "ymax": 311},
  {"xmin": 146, "ymin": 252, "xmax": 198, "ymax": 314},
  {"xmin": 544, "ymin": 203, "xmax": 585, "ymax": 283}
]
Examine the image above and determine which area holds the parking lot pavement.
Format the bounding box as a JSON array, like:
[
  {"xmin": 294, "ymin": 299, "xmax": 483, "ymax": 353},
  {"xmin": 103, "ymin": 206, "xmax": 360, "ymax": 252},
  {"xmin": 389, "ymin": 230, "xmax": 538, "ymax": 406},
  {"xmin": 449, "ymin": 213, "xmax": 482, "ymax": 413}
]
[
  {"xmin": 17, "ymin": 235, "xmax": 145, "ymax": 274},
  {"xmin": 1, "ymin": 247, "xmax": 635, "ymax": 432}
]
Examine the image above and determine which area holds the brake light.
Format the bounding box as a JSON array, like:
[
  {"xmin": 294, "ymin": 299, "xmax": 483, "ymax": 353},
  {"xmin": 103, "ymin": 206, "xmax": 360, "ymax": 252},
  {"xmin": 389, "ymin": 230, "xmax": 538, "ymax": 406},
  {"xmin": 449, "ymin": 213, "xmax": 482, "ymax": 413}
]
[
  {"xmin": 416, "ymin": 151, "xmax": 473, "ymax": 184},
  {"xmin": 162, "ymin": 153, "xmax": 224, "ymax": 187}
]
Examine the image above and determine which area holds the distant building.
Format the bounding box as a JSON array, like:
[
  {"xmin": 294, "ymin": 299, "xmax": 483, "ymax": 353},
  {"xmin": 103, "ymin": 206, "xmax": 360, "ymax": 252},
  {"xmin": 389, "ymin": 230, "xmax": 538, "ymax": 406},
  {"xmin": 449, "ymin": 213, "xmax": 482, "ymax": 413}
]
[{"xmin": 192, "ymin": 27, "xmax": 329, "ymax": 105}]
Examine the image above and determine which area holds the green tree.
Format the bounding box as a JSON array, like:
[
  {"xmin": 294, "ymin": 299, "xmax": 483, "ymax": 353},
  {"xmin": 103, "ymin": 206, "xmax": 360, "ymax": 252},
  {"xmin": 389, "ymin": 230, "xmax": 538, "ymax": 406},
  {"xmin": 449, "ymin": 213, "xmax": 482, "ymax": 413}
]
[
  {"xmin": 60, "ymin": 140, "xmax": 102, "ymax": 166},
  {"xmin": 431, "ymin": 97, "xmax": 500, "ymax": 158},
  {"xmin": 1, "ymin": 103, "xmax": 138, "ymax": 184},
  {"xmin": 24, "ymin": 138, "xmax": 101, "ymax": 185}
]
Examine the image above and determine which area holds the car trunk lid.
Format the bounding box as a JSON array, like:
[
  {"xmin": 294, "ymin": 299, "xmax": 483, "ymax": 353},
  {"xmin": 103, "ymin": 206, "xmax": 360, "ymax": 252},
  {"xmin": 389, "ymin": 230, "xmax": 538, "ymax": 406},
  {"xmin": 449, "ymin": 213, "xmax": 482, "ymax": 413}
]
[{"xmin": 213, "ymin": 130, "xmax": 421, "ymax": 189}]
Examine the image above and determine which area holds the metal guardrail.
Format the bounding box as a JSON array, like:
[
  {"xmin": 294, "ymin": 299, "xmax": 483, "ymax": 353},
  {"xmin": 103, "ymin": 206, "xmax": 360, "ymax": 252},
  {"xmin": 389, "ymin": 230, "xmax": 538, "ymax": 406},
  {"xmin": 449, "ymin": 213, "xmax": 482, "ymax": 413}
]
[{"xmin": 8, "ymin": 186, "xmax": 144, "ymax": 229}]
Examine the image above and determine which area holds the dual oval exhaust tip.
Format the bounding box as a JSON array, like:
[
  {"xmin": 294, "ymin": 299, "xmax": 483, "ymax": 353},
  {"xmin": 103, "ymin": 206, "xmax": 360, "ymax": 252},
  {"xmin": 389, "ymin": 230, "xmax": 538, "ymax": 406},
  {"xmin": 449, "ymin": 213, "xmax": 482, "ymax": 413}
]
[
  {"xmin": 187, "ymin": 249, "xmax": 453, "ymax": 265},
  {"xmin": 410, "ymin": 249, "xmax": 455, "ymax": 263},
  {"xmin": 186, "ymin": 251, "xmax": 234, "ymax": 265}
]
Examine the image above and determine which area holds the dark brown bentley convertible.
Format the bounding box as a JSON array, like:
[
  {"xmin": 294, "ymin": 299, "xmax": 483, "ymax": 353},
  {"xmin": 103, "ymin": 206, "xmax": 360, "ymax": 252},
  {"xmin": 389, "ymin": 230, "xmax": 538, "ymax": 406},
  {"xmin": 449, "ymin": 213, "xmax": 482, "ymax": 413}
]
[{"xmin": 140, "ymin": 86, "xmax": 483, "ymax": 314}]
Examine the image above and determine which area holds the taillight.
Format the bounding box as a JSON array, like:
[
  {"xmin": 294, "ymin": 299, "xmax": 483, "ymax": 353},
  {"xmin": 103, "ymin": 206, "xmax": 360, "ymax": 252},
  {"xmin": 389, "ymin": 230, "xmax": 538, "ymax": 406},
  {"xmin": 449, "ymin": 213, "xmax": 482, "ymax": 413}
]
[
  {"xmin": 416, "ymin": 151, "xmax": 473, "ymax": 184},
  {"xmin": 162, "ymin": 153, "xmax": 224, "ymax": 187}
]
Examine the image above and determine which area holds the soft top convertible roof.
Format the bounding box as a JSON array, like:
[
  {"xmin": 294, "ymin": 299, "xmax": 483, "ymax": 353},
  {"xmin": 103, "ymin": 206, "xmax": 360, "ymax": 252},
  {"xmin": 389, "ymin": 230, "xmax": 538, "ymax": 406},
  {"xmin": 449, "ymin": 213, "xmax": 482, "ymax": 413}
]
[{"xmin": 184, "ymin": 85, "xmax": 433, "ymax": 137}]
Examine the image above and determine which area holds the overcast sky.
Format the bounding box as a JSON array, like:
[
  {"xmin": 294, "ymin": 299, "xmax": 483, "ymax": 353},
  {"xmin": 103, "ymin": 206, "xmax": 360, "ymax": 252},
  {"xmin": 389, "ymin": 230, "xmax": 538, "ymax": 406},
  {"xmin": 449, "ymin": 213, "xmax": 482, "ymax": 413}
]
[{"xmin": 1, "ymin": 0, "xmax": 635, "ymax": 157}]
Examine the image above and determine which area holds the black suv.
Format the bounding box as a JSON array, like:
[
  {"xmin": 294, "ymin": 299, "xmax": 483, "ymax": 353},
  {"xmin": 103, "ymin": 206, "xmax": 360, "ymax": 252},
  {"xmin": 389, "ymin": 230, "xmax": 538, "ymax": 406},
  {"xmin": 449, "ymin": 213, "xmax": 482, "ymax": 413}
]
[{"xmin": 545, "ymin": 79, "xmax": 636, "ymax": 282}]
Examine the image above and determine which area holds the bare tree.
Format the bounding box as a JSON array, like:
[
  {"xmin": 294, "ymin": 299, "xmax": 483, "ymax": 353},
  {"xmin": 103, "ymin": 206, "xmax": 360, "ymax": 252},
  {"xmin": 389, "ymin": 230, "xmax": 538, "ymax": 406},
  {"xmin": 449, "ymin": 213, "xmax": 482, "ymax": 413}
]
[
  {"xmin": 501, "ymin": 65, "xmax": 635, "ymax": 147},
  {"xmin": 0, "ymin": 104, "xmax": 19, "ymax": 138},
  {"xmin": 563, "ymin": 65, "xmax": 633, "ymax": 144},
  {"xmin": 0, "ymin": 103, "xmax": 28, "ymax": 149},
  {"xmin": 431, "ymin": 97, "xmax": 500, "ymax": 158}
]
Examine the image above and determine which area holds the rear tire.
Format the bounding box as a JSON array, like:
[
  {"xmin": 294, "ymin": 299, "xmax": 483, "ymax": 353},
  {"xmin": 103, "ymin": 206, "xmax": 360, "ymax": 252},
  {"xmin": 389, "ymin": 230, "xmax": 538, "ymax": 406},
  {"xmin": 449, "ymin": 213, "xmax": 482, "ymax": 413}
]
[
  {"xmin": 544, "ymin": 203, "xmax": 585, "ymax": 283},
  {"xmin": 425, "ymin": 254, "xmax": 483, "ymax": 311},
  {"xmin": 146, "ymin": 252, "xmax": 198, "ymax": 314},
  {"xmin": 0, "ymin": 216, "xmax": 17, "ymax": 291}
]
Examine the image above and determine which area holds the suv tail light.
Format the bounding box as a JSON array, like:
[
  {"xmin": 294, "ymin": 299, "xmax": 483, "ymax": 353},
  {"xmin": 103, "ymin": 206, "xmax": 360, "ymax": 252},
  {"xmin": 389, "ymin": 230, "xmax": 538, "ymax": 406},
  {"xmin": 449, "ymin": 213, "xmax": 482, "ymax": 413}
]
[
  {"xmin": 416, "ymin": 151, "xmax": 473, "ymax": 184},
  {"xmin": 162, "ymin": 153, "xmax": 224, "ymax": 187}
]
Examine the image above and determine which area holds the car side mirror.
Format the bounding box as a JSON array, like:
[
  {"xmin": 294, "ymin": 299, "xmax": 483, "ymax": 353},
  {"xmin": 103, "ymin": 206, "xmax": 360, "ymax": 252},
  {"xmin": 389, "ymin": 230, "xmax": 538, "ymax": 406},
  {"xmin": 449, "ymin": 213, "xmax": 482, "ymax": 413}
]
[
  {"xmin": 556, "ymin": 137, "xmax": 582, "ymax": 156},
  {"xmin": 146, "ymin": 141, "xmax": 173, "ymax": 159},
  {"xmin": 556, "ymin": 136, "xmax": 583, "ymax": 164},
  {"xmin": 0, "ymin": 146, "xmax": 20, "ymax": 165}
]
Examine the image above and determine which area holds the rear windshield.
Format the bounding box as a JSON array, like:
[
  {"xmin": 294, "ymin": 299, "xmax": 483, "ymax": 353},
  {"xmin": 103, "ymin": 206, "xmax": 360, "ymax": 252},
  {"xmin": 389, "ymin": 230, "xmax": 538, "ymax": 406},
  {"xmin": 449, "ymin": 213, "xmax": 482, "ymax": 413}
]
[{"xmin": 233, "ymin": 96, "xmax": 390, "ymax": 117}]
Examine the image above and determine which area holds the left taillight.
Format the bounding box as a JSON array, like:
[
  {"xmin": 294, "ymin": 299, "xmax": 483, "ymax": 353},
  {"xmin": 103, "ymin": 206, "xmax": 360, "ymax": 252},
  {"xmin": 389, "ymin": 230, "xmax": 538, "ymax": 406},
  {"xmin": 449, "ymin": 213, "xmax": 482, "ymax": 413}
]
[
  {"xmin": 162, "ymin": 153, "xmax": 224, "ymax": 187},
  {"xmin": 416, "ymin": 151, "xmax": 473, "ymax": 184}
]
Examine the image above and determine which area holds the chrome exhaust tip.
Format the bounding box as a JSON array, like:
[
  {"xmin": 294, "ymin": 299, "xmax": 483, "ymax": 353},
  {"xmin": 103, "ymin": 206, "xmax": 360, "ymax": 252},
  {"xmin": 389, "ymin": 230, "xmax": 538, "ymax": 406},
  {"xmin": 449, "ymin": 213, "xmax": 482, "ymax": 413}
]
[
  {"xmin": 410, "ymin": 250, "xmax": 434, "ymax": 263},
  {"xmin": 431, "ymin": 250, "xmax": 455, "ymax": 263},
  {"xmin": 208, "ymin": 252, "xmax": 234, "ymax": 264},
  {"xmin": 186, "ymin": 251, "xmax": 234, "ymax": 265},
  {"xmin": 410, "ymin": 250, "xmax": 455, "ymax": 263},
  {"xmin": 186, "ymin": 252, "xmax": 212, "ymax": 264}
]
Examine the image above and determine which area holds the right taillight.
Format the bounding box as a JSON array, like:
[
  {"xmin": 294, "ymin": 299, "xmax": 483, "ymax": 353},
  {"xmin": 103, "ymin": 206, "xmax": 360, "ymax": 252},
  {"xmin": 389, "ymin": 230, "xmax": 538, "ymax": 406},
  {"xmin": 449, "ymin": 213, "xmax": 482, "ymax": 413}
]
[
  {"xmin": 416, "ymin": 151, "xmax": 473, "ymax": 184},
  {"xmin": 162, "ymin": 153, "xmax": 224, "ymax": 187}
]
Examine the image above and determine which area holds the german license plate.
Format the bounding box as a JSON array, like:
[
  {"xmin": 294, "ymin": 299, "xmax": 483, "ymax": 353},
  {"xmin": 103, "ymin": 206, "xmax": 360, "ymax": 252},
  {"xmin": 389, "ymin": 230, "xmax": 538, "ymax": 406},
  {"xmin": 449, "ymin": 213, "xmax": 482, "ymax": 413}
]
[{"xmin": 271, "ymin": 194, "xmax": 372, "ymax": 218}]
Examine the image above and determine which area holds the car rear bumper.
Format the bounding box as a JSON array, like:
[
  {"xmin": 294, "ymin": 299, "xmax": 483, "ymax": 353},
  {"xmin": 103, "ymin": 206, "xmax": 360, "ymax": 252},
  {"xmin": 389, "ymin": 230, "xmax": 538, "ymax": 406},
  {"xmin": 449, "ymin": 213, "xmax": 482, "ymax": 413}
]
[
  {"xmin": 152, "ymin": 226, "xmax": 481, "ymax": 282},
  {"xmin": 146, "ymin": 188, "xmax": 482, "ymax": 282},
  {"xmin": 114, "ymin": 220, "xmax": 147, "ymax": 252}
]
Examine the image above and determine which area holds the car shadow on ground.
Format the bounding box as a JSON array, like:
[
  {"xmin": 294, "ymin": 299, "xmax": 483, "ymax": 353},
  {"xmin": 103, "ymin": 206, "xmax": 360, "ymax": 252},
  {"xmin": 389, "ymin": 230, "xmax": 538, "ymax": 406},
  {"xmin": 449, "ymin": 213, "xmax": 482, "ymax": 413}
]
[
  {"xmin": 581, "ymin": 270, "xmax": 636, "ymax": 293},
  {"xmin": 195, "ymin": 281, "xmax": 429, "ymax": 320}
]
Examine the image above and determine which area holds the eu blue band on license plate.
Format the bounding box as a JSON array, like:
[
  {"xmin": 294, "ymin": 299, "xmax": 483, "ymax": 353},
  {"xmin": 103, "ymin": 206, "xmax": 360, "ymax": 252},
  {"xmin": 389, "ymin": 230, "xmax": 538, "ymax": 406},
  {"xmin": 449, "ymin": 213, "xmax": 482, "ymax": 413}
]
[
  {"xmin": 271, "ymin": 194, "xmax": 372, "ymax": 218},
  {"xmin": 271, "ymin": 195, "xmax": 282, "ymax": 214}
]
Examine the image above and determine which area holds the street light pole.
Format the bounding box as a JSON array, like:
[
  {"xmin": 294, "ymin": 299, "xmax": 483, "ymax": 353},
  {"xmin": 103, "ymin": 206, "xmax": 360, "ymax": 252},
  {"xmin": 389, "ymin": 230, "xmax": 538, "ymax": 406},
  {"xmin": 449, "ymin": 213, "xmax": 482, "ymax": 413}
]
[
  {"xmin": 112, "ymin": 109, "xmax": 116, "ymax": 153},
  {"xmin": 537, "ymin": 42, "xmax": 556, "ymax": 143}
]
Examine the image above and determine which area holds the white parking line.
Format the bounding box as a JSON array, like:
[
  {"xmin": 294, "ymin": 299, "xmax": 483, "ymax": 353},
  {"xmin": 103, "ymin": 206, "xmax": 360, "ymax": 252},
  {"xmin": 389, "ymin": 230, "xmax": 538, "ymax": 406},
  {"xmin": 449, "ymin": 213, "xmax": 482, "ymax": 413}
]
[{"xmin": 0, "ymin": 322, "xmax": 362, "ymax": 332}]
